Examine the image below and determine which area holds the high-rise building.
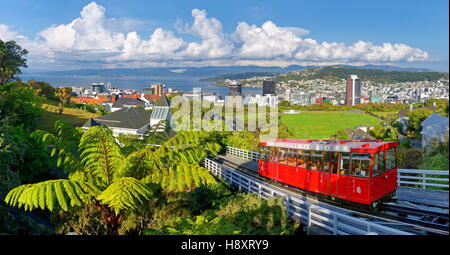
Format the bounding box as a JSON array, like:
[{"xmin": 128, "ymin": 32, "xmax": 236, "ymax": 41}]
[
  {"xmin": 262, "ymin": 80, "xmax": 275, "ymax": 95},
  {"xmin": 228, "ymin": 82, "xmax": 242, "ymax": 96},
  {"xmin": 92, "ymin": 83, "xmax": 106, "ymax": 93},
  {"xmin": 151, "ymin": 84, "xmax": 164, "ymax": 96},
  {"xmin": 345, "ymin": 75, "xmax": 361, "ymax": 106}
]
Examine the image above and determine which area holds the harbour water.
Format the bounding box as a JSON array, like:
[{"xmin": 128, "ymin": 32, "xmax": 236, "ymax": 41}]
[{"xmin": 19, "ymin": 75, "xmax": 262, "ymax": 97}]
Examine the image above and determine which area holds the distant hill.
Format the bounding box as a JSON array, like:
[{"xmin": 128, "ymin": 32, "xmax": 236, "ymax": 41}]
[
  {"xmin": 199, "ymin": 72, "xmax": 279, "ymax": 82},
  {"xmin": 24, "ymin": 64, "xmax": 441, "ymax": 79},
  {"xmin": 277, "ymin": 66, "xmax": 449, "ymax": 83}
]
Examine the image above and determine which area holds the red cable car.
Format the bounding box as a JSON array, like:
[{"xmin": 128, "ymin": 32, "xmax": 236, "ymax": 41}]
[{"xmin": 258, "ymin": 139, "xmax": 398, "ymax": 207}]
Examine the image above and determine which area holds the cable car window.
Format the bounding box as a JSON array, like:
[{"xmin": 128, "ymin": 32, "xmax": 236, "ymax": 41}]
[
  {"xmin": 349, "ymin": 153, "xmax": 370, "ymax": 178},
  {"xmin": 268, "ymin": 147, "xmax": 278, "ymax": 162},
  {"xmin": 297, "ymin": 150, "xmax": 309, "ymax": 168},
  {"xmin": 373, "ymin": 152, "xmax": 384, "ymax": 177},
  {"xmin": 340, "ymin": 153, "xmax": 351, "ymax": 175},
  {"xmin": 278, "ymin": 149, "xmax": 288, "ymax": 165},
  {"xmin": 323, "ymin": 151, "xmax": 339, "ymax": 174},
  {"xmin": 286, "ymin": 149, "xmax": 298, "ymax": 167},
  {"xmin": 308, "ymin": 151, "xmax": 323, "ymax": 171},
  {"xmin": 386, "ymin": 148, "xmax": 396, "ymax": 170},
  {"xmin": 259, "ymin": 146, "xmax": 267, "ymax": 160},
  {"xmin": 323, "ymin": 152, "xmax": 332, "ymax": 172}
]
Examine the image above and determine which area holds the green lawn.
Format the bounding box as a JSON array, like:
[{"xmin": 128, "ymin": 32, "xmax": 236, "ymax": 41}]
[
  {"xmin": 36, "ymin": 99, "xmax": 100, "ymax": 132},
  {"xmin": 281, "ymin": 111, "xmax": 383, "ymax": 139}
]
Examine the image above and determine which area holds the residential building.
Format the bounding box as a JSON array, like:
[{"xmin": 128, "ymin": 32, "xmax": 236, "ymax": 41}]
[
  {"xmin": 110, "ymin": 97, "xmax": 146, "ymax": 112},
  {"xmin": 82, "ymin": 107, "xmax": 152, "ymax": 137}
]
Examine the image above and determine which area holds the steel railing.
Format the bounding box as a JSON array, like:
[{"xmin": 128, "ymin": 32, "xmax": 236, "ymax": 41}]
[
  {"xmin": 226, "ymin": 146, "xmax": 449, "ymax": 191},
  {"xmin": 203, "ymin": 157, "xmax": 413, "ymax": 235},
  {"xmin": 397, "ymin": 169, "xmax": 449, "ymax": 190}
]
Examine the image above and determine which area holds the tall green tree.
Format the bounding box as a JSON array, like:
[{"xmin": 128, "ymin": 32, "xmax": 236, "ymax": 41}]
[{"xmin": 0, "ymin": 40, "xmax": 28, "ymax": 85}]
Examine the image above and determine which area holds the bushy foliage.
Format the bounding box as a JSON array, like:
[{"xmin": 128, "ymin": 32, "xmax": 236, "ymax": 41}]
[
  {"xmin": 406, "ymin": 108, "xmax": 433, "ymax": 138},
  {"xmin": 145, "ymin": 193, "xmax": 299, "ymax": 235},
  {"xmin": 397, "ymin": 148, "xmax": 423, "ymax": 169},
  {"xmin": 226, "ymin": 131, "xmax": 260, "ymax": 151},
  {"xmin": 27, "ymin": 80, "xmax": 57, "ymax": 100},
  {"xmin": 0, "ymin": 81, "xmax": 43, "ymax": 128},
  {"xmin": 370, "ymin": 125, "xmax": 398, "ymax": 141}
]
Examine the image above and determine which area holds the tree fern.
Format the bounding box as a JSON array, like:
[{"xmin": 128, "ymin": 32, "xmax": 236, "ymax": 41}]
[
  {"xmin": 79, "ymin": 126, "xmax": 124, "ymax": 186},
  {"xmin": 96, "ymin": 177, "xmax": 153, "ymax": 215}
]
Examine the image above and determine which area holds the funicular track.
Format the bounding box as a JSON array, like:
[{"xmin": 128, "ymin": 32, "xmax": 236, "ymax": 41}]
[{"xmin": 215, "ymin": 155, "xmax": 449, "ymax": 235}]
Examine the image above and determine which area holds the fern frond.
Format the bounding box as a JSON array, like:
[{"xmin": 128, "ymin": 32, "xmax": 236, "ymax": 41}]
[
  {"xmin": 96, "ymin": 177, "xmax": 153, "ymax": 215},
  {"xmin": 80, "ymin": 126, "xmax": 124, "ymax": 185},
  {"xmin": 4, "ymin": 180, "xmax": 100, "ymax": 212}
]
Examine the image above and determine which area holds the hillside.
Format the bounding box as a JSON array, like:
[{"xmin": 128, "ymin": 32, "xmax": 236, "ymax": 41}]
[
  {"xmin": 199, "ymin": 72, "xmax": 279, "ymax": 82},
  {"xmin": 37, "ymin": 99, "xmax": 100, "ymax": 132},
  {"xmin": 276, "ymin": 66, "xmax": 448, "ymax": 83}
]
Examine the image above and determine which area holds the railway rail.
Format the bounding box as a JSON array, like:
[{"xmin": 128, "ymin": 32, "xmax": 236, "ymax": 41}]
[{"xmin": 214, "ymin": 154, "xmax": 449, "ymax": 235}]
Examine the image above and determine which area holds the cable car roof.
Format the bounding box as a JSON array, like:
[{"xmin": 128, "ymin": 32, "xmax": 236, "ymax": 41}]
[{"xmin": 260, "ymin": 139, "xmax": 398, "ymax": 153}]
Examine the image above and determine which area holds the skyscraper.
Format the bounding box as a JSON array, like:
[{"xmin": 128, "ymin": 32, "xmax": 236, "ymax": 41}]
[
  {"xmin": 262, "ymin": 80, "xmax": 276, "ymax": 95},
  {"xmin": 345, "ymin": 75, "xmax": 361, "ymax": 106},
  {"xmin": 151, "ymin": 84, "xmax": 164, "ymax": 96}
]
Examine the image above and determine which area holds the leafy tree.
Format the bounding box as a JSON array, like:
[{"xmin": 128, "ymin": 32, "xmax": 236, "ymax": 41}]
[
  {"xmin": 27, "ymin": 80, "xmax": 57, "ymax": 100},
  {"xmin": 406, "ymin": 108, "xmax": 433, "ymax": 138},
  {"xmin": 55, "ymin": 87, "xmax": 72, "ymax": 114},
  {"xmin": 370, "ymin": 125, "xmax": 398, "ymax": 141},
  {"xmin": 0, "ymin": 40, "xmax": 28, "ymax": 85},
  {"xmin": 330, "ymin": 129, "xmax": 350, "ymax": 140},
  {"xmin": 0, "ymin": 82, "xmax": 43, "ymax": 127}
]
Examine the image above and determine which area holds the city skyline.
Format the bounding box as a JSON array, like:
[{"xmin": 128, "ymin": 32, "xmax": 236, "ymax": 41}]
[{"xmin": 0, "ymin": 0, "xmax": 448, "ymax": 71}]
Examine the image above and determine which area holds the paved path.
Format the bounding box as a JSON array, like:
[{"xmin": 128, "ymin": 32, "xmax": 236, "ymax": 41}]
[{"xmin": 218, "ymin": 154, "xmax": 449, "ymax": 208}]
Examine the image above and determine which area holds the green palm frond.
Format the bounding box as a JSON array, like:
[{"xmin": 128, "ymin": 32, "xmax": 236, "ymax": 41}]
[
  {"xmin": 96, "ymin": 177, "xmax": 153, "ymax": 215},
  {"xmin": 80, "ymin": 126, "xmax": 124, "ymax": 186},
  {"xmin": 4, "ymin": 179, "xmax": 100, "ymax": 212}
]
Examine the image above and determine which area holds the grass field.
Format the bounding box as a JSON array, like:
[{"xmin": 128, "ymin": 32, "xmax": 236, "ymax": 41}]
[
  {"xmin": 281, "ymin": 111, "xmax": 383, "ymax": 139},
  {"xmin": 36, "ymin": 100, "xmax": 100, "ymax": 132}
]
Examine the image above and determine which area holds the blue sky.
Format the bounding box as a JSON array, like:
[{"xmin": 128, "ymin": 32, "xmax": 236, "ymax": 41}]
[{"xmin": 0, "ymin": 0, "xmax": 448, "ymax": 71}]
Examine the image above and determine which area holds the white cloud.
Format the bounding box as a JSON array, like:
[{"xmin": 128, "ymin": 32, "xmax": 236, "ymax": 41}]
[
  {"xmin": 233, "ymin": 21, "xmax": 303, "ymax": 59},
  {"xmin": 39, "ymin": 2, "xmax": 125, "ymax": 52},
  {"xmin": 1, "ymin": 2, "xmax": 432, "ymax": 69},
  {"xmin": 178, "ymin": 9, "xmax": 234, "ymax": 59},
  {"xmin": 116, "ymin": 28, "xmax": 186, "ymax": 61}
]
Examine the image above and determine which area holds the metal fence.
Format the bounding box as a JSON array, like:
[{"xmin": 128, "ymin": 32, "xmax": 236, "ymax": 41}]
[
  {"xmin": 203, "ymin": 158, "xmax": 413, "ymax": 235},
  {"xmin": 226, "ymin": 146, "xmax": 449, "ymax": 191},
  {"xmin": 226, "ymin": 146, "xmax": 260, "ymax": 161},
  {"xmin": 397, "ymin": 169, "xmax": 449, "ymax": 190}
]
